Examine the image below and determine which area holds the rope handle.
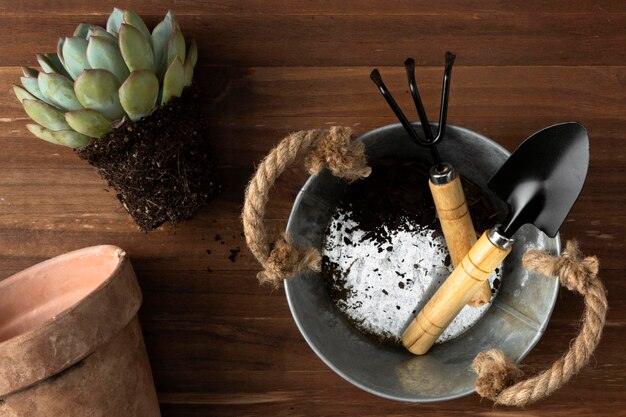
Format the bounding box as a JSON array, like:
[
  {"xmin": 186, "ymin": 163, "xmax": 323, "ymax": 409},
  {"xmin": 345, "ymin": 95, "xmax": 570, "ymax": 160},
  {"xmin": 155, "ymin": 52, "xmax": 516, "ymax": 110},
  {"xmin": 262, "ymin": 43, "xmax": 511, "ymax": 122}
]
[
  {"xmin": 241, "ymin": 127, "xmax": 371, "ymax": 286},
  {"xmin": 472, "ymin": 240, "xmax": 608, "ymax": 406},
  {"xmin": 242, "ymin": 128, "xmax": 607, "ymax": 406}
]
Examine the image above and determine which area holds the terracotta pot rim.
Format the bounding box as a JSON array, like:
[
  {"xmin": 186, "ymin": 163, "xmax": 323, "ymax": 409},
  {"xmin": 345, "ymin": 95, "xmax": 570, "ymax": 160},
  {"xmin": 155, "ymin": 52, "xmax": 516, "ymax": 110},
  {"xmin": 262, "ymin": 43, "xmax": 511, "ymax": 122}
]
[
  {"xmin": 0, "ymin": 245, "xmax": 127, "ymax": 348},
  {"xmin": 0, "ymin": 245, "xmax": 143, "ymax": 397}
]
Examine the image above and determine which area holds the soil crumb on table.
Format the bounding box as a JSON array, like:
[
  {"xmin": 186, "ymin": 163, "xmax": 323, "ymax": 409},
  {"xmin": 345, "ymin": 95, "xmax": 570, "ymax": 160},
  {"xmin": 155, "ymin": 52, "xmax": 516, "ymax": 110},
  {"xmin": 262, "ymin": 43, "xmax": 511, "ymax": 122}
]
[
  {"xmin": 229, "ymin": 247, "xmax": 241, "ymax": 262},
  {"xmin": 321, "ymin": 157, "xmax": 501, "ymax": 345}
]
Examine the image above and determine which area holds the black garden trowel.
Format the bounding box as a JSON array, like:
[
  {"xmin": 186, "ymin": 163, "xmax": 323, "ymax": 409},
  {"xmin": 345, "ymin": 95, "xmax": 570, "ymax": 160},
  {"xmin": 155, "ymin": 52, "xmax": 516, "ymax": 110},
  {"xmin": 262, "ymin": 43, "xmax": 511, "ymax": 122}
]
[{"xmin": 402, "ymin": 122, "xmax": 590, "ymax": 355}]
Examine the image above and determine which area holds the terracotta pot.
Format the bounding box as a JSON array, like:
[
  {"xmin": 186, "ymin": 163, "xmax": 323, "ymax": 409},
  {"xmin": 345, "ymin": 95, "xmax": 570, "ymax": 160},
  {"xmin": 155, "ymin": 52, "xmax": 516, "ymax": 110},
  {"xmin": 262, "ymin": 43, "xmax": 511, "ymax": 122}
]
[{"xmin": 0, "ymin": 245, "xmax": 161, "ymax": 416}]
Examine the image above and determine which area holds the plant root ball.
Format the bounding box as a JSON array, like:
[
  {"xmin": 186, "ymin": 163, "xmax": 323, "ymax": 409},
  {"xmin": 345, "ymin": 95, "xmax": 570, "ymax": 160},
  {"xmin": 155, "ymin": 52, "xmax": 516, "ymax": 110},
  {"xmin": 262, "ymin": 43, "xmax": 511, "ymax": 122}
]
[{"xmin": 77, "ymin": 84, "xmax": 221, "ymax": 231}]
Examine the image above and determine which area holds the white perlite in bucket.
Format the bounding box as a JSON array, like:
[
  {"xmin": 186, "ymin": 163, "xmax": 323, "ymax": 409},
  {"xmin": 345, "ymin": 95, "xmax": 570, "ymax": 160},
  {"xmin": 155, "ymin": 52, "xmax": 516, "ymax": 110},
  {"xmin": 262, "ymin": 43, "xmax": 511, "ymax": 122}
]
[{"xmin": 322, "ymin": 209, "xmax": 502, "ymax": 345}]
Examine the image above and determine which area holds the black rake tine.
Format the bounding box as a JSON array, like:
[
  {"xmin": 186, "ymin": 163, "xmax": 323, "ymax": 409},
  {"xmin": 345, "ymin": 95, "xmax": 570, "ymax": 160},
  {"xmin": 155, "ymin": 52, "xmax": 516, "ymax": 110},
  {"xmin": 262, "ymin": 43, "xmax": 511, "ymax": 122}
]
[
  {"xmin": 434, "ymin": 51, "xmax": 456, "ymax": 142},
  {"xmin": 369, "ymin": 69, "xmax": 425, "ymax": 147},
  {"xmin": 404, "ymin": 58, "xmax": 434, "ymax": 142}
]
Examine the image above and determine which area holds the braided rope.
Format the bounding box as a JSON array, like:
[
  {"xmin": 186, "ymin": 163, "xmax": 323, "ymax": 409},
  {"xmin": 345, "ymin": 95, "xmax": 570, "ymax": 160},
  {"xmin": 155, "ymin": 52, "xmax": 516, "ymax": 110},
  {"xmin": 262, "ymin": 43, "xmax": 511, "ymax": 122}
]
[
  {"xmin": 472, "ymin": 241, "xmax": 608, "ymax": 406},
  {"xmin": 242, "ymin": 128, "xmax": 607, "ymax": 405},
  {"xmin": 242, "ymin": 127, "xmax": 370, "ymax": 286}
]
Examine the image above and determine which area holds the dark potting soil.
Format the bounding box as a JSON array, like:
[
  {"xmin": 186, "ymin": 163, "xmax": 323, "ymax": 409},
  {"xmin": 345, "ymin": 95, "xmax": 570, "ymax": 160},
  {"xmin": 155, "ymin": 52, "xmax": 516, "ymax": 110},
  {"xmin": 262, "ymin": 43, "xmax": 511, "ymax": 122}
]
[
  {"xmin": 321, "ymin": 157, "xmax": 498, "ymax": 344},
  {"xmin": 77, "ymin": 84, "xmax": 221, "ymax": 231},
  {"xmin": 335, "ymin": 157, "xmax": 496, "ymax": 247}
]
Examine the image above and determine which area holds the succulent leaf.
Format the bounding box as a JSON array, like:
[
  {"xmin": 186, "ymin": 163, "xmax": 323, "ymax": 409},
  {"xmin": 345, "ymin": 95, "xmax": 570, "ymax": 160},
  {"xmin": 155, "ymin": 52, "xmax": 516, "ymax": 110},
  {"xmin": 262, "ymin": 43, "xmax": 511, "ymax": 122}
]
[
  {"xmin": 87, "ymin": 26, "xmax": 117, "ymax": 42},
  {"xmin": 119, "ymin": 70, "xmax": 159, "ymax": 121},
  {"xmin": 53, "ymin": 130, "xmax": 93, "ymax": 148},
  {"xmin": 38, "ymin": 73, "xmax": 83, "ymax": 111},
  {"xmin": 123, "ymin": 10, "xmax": 151, "ymax": 40},
  {"xmin": 37, "ymin": 54, "xmax": 63, "ymax": 76},
  {"xmin": 53, "ymin": 130, "xmax": 92, "ymax": 148},
  {"xmin": 188, "ymin": 39, "xmax": 198, "ymax": 68},
  {"xmin": 20, "ymin": 8, "xmax": 196, "ymax": 146},
  {"xmin": 28, "ymin": 123, "xmax": 94, "ymax": 148},
  {"xmin": 183, "ymin": 60, "xmax": 193, "ymax": 87},
  {"xmin": 87, "ymin": 36, "xmax": 130, "ymax": 83},
  {"xmin": 28, "ymin": 122, "xmax": 92, "ymax": 148},
  {"xmin": 57, "ymin": 38, "xmax": 65, "ymax": 65},
  {"xmin": 22, "ymin": 66, "xmax": 39, "ymax": 78},
  {"xmin": 46, "ymin": 54, "xmax": 65, "ymax": 70},
  {"xmin": 62, "ymin": 37, "xmax": 91, "ymax": 80},
  {"xmin": 74, "ymin": 69, "xmax": 125, "ymax": 121},
  {"xmin": 13, "ymin": 85, "xmax": 38, "ymax": 102},
  {"xmin": 20, "ymin": 76, "xmax": 51, "ymax": 104},
  {"xmin": 22, "ymin": 99, "xmax": 71, "ymax": 131},
  {"xmin": 161, "ymin": 56, "xmax": 185, "ymax": 105},
  {"xmin": 74, "ymin": 23, "xmax": 91, "ymax": 38},
  {"xmin": 36, "ymin": 54, "xmax": 55, "ymax": 73},
  {"xmin": 183, "ymin": 40, "xmax": 197, "ymax": 86},
  {"xmin": 106, "ymin": 7, "xmax": 124, "ymax": 35},
  {"xmin": 26, "ymin": 124, "xmax": 62, "ymax": 145},
  {"xmin": 167, "ymin": 29, "xmax": 186, "ymax": 68},
  {"xmin": 151, "ymin": 18, "xmax": 173, "ymax": 78},
  {"xmin": 42, "ymin": 53, "xmax": 72, "ymax": 79},
  {"xmin": 166, "ymin": 10, "xmax": 181, "ymax": 30},
  {"xmin": 119, "ymin": 24, "xmax": 154, "ymax": 72},
  {"xmin": 65, "ymin": 108, "xmax": 112, "ymax": 138}
]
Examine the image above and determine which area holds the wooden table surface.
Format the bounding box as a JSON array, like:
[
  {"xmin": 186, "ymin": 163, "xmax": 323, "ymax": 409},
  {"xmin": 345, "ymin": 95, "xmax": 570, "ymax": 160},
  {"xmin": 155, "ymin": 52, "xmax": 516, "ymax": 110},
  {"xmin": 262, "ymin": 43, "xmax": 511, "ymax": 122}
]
[{"xmin": 1, "ymin": 1, "xmax": 625, "ymax": 415}]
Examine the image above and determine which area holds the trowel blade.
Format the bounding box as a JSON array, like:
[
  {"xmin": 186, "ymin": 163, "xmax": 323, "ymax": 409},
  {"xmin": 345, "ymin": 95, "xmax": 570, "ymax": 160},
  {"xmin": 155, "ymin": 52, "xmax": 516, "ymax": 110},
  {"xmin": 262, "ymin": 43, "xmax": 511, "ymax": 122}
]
[{"xmin": 488, "ymin": 122, "xmax": 589, "ymax": 238}]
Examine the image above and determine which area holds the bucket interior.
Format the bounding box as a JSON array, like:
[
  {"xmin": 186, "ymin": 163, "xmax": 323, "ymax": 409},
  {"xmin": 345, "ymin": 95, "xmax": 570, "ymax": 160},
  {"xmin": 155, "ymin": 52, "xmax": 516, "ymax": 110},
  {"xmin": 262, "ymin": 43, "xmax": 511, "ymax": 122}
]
[
  {"xmin": 0, "ymin": 246, "xmax": 122, "ymax": 342},
  {"xmin": 285, "ymin": 124, "xmax": 560, "ymax": 402}
]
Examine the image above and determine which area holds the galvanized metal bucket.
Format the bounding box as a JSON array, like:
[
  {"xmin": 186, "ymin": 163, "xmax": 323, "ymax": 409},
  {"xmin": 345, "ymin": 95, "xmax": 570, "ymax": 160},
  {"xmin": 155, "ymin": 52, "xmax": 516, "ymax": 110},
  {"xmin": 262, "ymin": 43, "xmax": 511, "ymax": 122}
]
[{"xmin": 285, "ymin": 123, "xmax": 560, "ymax": 402}]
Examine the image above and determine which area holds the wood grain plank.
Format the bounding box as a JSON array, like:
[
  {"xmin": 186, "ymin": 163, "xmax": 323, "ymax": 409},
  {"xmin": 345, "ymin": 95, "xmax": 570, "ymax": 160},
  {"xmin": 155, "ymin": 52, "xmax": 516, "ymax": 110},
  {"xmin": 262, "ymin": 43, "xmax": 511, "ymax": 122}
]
[
  {"xmin": 2, "ymin": 65, "xmax": 626, "ymax": 166},
  {"xmin": 4, "ymin": 65, "xmax": 626, "ymax": 128},
  {"xmin": 1, "ymin": 12, "xmax": 626, "ymax": 66},
  {"xmin": 0, "ymin": 180, "xmax": 621, "ymax": 269},
  {"xmin": 142, "ymin": 319, "xmax": 624, "ymax": 380},
  {"xmin": 205, "ymin": 66, "xmax": 626, "ymax": 121},
  {"xmin": 2, "ymin": 0, "xmax": 625, "ymax": 16},
  {"xmin": 156, "ymin": 390, "xmax": 625, "ymax": 417},
  {"xmin": 134, "ymin": 268, "xmax": 624, "ymax": 323},
  {"xmin": 1, "ymin": 116, "xmax": 625, "ymax": 168},
  {"xmin": 0, "ymin": 167, "xmax": 619, "ymax": 268},
  {"xmin": 1, "ymin": 3, "xmax": 625, "ymax": 413},
  {"xmin": 1, "ymin": 65, "xmax": 624, "ymax": 274},
  {"xmin": 145, "ymin": 321, "xmax": 625, "ymax": 415}
]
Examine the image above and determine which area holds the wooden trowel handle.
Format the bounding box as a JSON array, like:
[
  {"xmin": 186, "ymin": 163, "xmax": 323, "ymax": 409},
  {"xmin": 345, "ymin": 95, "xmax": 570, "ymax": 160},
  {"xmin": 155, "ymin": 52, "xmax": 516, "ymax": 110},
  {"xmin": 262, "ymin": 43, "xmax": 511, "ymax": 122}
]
[
  {"xmin": 402, "ymin": 230, "xmax": 511, "ymax": 355},
  {"xmin": 429, "ymin": 171, "xmax": 492, "ymax": 306}
]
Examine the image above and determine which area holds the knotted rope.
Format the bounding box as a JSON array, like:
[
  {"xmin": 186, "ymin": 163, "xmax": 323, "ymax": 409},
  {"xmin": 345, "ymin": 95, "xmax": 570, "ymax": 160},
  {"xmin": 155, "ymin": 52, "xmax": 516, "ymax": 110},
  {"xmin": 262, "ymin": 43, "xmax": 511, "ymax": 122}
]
[
  {"xmin": 242, "ymin": 127, "xmax": 371, "ymax": 287},
  {"xmin": 243, "ymin": 128, "xmax": 607, "ymax": 405},
  {"xmin": 472, "ymin": 240, "xmax": 608, "ymax": 406}
]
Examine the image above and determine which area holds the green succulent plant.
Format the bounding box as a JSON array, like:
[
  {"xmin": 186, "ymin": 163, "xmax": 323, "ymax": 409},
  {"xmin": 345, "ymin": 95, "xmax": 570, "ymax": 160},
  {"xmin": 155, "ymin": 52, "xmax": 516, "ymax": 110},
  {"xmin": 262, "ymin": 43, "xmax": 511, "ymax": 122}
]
[{"xmin": 14, "ymin": 8, "xmax": 198, "ymax": 148}]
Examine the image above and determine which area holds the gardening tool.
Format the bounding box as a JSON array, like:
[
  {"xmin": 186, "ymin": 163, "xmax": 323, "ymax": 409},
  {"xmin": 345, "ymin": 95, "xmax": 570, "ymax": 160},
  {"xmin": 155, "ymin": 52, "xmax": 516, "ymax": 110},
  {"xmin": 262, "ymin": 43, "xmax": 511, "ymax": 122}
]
[
  {"xmin": 370, "ymin": 52, "xmax": 491, "ymax": 305},
  {"xmin": 402, "ymin": 122, "xmax": 589, "ymax": 355}
]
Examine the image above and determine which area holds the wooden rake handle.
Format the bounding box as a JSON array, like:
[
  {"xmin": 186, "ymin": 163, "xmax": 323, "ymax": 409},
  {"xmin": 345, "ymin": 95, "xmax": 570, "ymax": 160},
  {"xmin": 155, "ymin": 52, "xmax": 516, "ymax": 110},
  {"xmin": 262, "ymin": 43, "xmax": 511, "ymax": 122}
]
[{"xmin": 429, "ymin": 167, "xmax": 492, "ymax": 306}]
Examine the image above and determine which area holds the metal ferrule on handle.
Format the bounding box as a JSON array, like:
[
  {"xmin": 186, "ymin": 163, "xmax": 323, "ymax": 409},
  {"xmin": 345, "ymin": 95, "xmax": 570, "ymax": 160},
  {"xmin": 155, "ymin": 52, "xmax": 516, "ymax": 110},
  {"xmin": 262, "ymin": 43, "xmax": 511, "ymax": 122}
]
[
  {"xmin": 428, "ymin": 165, "xmax": 493, "ymax": 306},
  {"xmin": 488, "ymin": 227, "xmax": 515, "ymax": 249},
  {"xmin": 429, "ymin": 163, "xmax": 456, "ymax": 185},
  {"xmin": 402, "ymin": 227, "xmax": 513, "ymax": 355}
]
